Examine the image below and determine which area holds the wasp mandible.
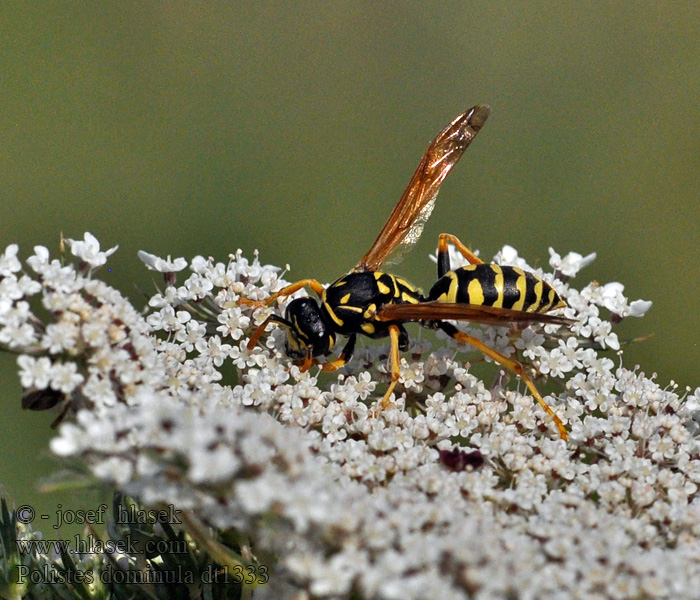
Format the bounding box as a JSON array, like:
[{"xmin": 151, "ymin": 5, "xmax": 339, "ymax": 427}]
[{"xmin": 246, "ymin": 105, "xmax": 572, "ymax": 439}]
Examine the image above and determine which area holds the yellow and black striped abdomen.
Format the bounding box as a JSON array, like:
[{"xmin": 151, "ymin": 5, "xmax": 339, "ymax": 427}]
[{"xmin": 427, "ymin": 264, "xmax": 565, "ymax": 313}]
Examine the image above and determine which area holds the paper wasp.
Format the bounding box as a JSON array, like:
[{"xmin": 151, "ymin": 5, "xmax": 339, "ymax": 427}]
[{"xmin": 246, "ymin": 105, "xmax": 572, "ymax": 439}]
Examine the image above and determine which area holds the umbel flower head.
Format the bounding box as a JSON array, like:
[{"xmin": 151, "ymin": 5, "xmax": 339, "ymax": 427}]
[{"xmin": 2, "ymin": 234, "xmax": 699, "ymax": 599}]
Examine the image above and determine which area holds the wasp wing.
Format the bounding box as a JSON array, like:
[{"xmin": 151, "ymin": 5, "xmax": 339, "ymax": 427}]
[
  {"xmin": 375, "ymin": 301, "xmax": 573, "ymax": 327},
  {"xmin": 353, "ymin": 105, "xmax": 491, "ymax": 273}
]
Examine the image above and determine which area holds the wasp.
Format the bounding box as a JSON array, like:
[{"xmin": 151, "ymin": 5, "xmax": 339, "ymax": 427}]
[{"xmin": 245, "ymin": 105, "xmax": 572, "ymax": 439}]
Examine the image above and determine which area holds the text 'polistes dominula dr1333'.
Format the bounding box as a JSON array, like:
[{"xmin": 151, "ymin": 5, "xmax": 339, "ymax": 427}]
[{"xmin": 243, "ymin": 105, "xmax": 574, "ymax": 440}]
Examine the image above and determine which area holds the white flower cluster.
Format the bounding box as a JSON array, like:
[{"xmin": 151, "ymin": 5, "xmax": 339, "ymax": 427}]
[{"xmin": 2, "ymin": 234, "xmax": 699, "ymax": 599}]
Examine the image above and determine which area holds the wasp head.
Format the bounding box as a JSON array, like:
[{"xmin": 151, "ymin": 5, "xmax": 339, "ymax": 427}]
[{"xmin": 283, "ymin": 297, "xmax": 335, "ymax": 359}]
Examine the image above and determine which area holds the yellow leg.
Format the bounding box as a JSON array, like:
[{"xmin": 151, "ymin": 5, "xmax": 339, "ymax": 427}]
[
  {"xmin": 379, "ymin": 324, "xmax": 402, "ymax": 409},
  {"xmin": 299, "ymin": 352, "xmax": 314, "ymax": 373},
  {"xmin": 317, "ymin": 334, "xmax": 356, "ymax": 372},
  {"xmin": 450, "ymin": 329, "xmax": 568, "ymax": 440},
  {"xmin": 321, "ymin": 357, "xmax": 346, "ymax": 372},
  {"xmin": 240, "ymin": 278, "xmax": 326, "ymax": 309},
  {"xmin": 246, "ymin": 315, "xmax": 276, "ymax": 351},
  {"xmin": 438, "ymin": 233, "xmax": 483, "ymax": 265},
  {"xmin": 266, "ymin": 279, "xmax": 325, "ymax": 303}
]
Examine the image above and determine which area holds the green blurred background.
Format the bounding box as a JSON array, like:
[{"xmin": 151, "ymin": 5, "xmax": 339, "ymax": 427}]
[{"xmin": 1, "ymin": 3, "xmax": 698, "ymax": 536}]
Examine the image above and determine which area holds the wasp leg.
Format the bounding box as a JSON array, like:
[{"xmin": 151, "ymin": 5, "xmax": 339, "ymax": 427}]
[
  {"xmin": 241, "ymin": 278, "xmax": 326, "ymax": 309},
  {"xmin": 246, "ymin": 314, "xmax": 293, "ymax": 351},
  {"xmin": 438, "ymin": 321, "xmax": 568, "ymax": 440},
  {"xmin": 320, "ymin": 334, "xmax": 357, "ymax": 372},
  {"xmin": 377, "ymin": 324, "xmax": 402, "ymax": 410},
  {"xmin": 437, "ymin": 233, "xmax": 483, "ymax": 277},
  {"xmin": 298, "ymin": 350, "xmax": 314, "ymax": 373}
]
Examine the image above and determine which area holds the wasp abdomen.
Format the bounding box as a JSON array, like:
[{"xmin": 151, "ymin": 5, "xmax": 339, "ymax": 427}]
[{"xmin": 428, "ymin": 264, "xmax": 564, "ymax": 313}]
